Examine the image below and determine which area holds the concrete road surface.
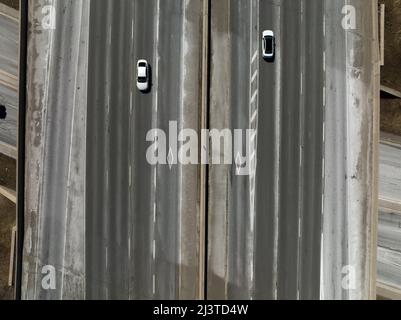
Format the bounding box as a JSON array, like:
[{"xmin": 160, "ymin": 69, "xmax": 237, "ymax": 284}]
[
  {"xmin": 208, "ymin": 0, "xmax": 378, "ymax": 300},
  {"xmin": 23, "ymin": 0, "xmax": 204, "ymax": 300}
]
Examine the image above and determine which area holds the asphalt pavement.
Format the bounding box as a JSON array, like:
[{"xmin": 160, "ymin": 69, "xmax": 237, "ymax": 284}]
[
  {"xmin": 208, "ymin": 0, "xmax": 324, "ymax": 300},
  {"xmin": 85, "ymin": 0, "xmax": 203, "ymax": 299}
]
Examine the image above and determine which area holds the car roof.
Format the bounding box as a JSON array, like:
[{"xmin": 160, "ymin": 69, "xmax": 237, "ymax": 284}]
[{"xmin": 138, "ymin": 66, "xmax": 147, "ymax": 77}]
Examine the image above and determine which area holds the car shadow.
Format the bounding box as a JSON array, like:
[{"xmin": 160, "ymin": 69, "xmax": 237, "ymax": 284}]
[
  {"xmin": 263, "ymin": 54, "xmax": 275, "ymax": 63},
  {"xmin": 262, "ymin": 39, "xmax": 276, "ymax": 63},
  {"xmin": 140, "ymin": 64, "xmax": 152, "ymax": 94}
]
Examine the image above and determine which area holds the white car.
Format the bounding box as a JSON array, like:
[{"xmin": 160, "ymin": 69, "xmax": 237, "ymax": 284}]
[
  {"xmin": 262, "ymin": 30, "xmax": 275, "ymax": 60},
  {"xmin": 137, "ymin": 59, "xmax": 150, "ymax": 91}
]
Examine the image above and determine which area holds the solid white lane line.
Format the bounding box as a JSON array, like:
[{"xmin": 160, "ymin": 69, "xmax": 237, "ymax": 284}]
[
  {"xmin": 272, "ymin": 2, "xmax": 282, "ymax": 301},
  {"xmin": 151, "ymin": 0, "xmax": 161, "ymax": 297},
  {"xmin": 320, "ymin": 8, "xmax": 327, "ymax": 300}
]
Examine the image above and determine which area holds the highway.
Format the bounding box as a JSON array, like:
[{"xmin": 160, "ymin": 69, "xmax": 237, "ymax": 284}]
[
  {"xmin": 208, "ymin": 0, "xmax": 324, "ymax": 300},
  {"xmin": 21, "ymin": 0, "xmax": 379, "ymax": 300},
  {"xmin": 208, "ymin": 0, "xmax": 378, "ymax": 300},
  {"xmin": 85, "ymin": 0, "xmax": 203, "ymax": 299}
]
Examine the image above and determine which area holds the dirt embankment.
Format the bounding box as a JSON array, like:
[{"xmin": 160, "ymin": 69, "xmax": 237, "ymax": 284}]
[
  {"xmin": 0, "ymin": 196, "xmax": 15, "ymax": 300},
  {"xmin": 0, "ymin": 154, "xmax": 16, "ymax": 300},
  {"xmin": 0, "ymin": 0, "xmax": 18, "ymax": 10},
  {"xmin": 0, "ymin": 0, "xmax": 18, "ymax": 300},
  {"xmin": 0, "ymin": 154, "xmax": 16, "ymax": 191},
  {"xmin": 381, "ymin": 0, "xmax": 401, "ymax": 135}
]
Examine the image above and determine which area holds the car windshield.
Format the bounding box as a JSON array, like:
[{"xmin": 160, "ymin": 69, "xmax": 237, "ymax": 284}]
[
  {"xmin": 265, "ymin": 36, "xmax": 273, "ymax": 53},
  {"xmin": 138, "ymin": 76, "xmax": 147, "ymax": 83}
]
